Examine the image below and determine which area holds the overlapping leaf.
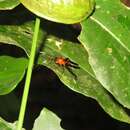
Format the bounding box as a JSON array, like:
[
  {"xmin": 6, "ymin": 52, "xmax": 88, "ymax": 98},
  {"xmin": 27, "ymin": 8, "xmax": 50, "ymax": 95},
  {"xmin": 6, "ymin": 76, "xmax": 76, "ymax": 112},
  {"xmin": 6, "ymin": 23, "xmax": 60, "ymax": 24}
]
[
  {"xmin": 0, "ymin": 22, "xmax": 45, "ymax": 95},
  {"xmin": 38, "ymin": 36, "xmax": 130, "ymax": 123},
  {"xmin": 0, "ymin": 22, "xmax": 44, "ymax": 56},
  {"xmin": 0, "ymin": 21, "xmax": 130, "ymax": 123},
  {"xmin": 79, "ymin": 0, "xmax": 130, "ymax": 108}
]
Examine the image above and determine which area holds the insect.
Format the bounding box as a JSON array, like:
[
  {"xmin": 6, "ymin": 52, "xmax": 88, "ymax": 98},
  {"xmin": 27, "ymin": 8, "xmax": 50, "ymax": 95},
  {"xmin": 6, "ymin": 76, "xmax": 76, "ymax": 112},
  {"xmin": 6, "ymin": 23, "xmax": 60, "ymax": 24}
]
[{"xmin": 55, "ymin": 56, "xmax": 80, "ymax": 79}]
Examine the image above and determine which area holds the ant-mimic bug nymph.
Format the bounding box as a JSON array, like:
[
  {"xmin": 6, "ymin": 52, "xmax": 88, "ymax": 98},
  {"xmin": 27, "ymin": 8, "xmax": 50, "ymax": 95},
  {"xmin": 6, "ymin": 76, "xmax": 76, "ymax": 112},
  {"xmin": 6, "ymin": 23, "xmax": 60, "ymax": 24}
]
[{"xmin": 55, "ymin": 56, "xmax": 80, "ymax": 80}]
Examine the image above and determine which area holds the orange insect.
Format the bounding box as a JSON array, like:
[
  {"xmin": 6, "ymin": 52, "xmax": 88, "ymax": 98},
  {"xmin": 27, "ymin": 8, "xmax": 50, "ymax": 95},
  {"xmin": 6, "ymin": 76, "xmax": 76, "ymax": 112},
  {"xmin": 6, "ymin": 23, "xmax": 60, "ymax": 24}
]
[{"xmin": 55, "ymin": 56, "xmax": 80, "ymax": 79}]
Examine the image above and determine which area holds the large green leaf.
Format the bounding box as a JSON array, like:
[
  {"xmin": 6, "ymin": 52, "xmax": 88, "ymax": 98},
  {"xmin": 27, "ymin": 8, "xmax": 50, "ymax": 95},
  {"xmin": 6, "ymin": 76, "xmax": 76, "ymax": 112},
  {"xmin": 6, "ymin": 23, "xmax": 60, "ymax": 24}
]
[
  {"xmin": 33, "ymin": 108, "xmax": 64, "ymax": 130},
  {"xmin": 0, "ymin": 56, "xmax": 28, "ymax": 95},
  {"xmin": 38, "ymin": 36, "xmax": 130, "ymax": 124},
  {"xmin": 0, "ymin": 0, "xmax": 20, "ymax": 10},
  {"xmin": 79, "ymin": 0, "xmax": 130, "ymax": 108},
  {"xmin": 20, "ymin": 0, "xmax": 94, "ymax": 24}
]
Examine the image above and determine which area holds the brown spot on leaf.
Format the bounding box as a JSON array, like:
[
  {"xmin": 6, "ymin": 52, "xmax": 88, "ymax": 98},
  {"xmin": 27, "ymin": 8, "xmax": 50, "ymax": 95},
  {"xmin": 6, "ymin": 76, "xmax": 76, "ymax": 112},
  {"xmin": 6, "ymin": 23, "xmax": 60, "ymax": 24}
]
[{"xmin": 120, "ymin": 0, "xmax": 130, "ymax": 7}]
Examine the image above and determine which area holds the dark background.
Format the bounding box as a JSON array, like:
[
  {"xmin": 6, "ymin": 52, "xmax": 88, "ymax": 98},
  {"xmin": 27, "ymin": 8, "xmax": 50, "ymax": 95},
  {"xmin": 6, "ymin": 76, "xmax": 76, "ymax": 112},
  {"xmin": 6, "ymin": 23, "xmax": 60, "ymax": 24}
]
[{"xmin": 0, "ymin": 0, "xmax": 130, "ymax": 129}]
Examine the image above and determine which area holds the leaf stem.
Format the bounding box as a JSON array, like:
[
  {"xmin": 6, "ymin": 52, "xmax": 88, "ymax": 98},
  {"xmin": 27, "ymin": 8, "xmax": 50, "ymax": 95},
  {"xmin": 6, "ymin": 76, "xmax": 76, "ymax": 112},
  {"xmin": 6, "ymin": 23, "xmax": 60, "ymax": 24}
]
[{"xmin": 17, "ymin": 18, "xmax": 40, "ymax": 130}]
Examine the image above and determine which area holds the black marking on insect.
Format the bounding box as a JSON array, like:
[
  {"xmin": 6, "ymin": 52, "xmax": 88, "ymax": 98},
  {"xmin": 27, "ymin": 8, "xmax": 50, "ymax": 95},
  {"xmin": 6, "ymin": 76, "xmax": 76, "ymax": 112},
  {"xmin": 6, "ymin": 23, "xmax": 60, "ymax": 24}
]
[{"xmin": 55, "ymin": 56, "xmax": 80, "ymax": 80}]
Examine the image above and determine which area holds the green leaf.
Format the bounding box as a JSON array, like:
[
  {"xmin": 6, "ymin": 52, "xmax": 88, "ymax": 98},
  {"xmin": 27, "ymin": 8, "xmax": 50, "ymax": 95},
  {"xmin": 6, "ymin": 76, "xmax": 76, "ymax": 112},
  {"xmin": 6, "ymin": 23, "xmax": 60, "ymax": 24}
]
[
  {"xmin": 0, "ymin": 23, "xmax": 31, "ymax": 55},
  {"xmin": 0, "ymin": 117, "xmax": 12, "ymax": 130},
  {"xmin": 0, "ymin": 56, "xmax": 28, "ymax": 95},
  {"xmin": 0, "ymin": 22, "xmax": 44, "ymax": 56},
  {"xmin": 92, "ymin": 0, "xmax": 130, "ymax": 52},
  {"xmin": 39, "ymin": 36, "xmax": 95, "ymax": 77},
  {"xmin": 79, "ymin": 4, "xmax": 130, "ymax": 108},
  {"xmin": 38, "ymin": 36, "xmax": 130, "ymax": 124},
  {"xmin": 0, "ymin": 21, "xmax": 43, "ymax": 95},
  {"xmin": 33, "ymin": 108, "xmax": 64, "ymax": 130},
  {"xmin": 0, "ymin": 117, "xmax": 25, "ymax": 130},
  {"xmin": 0, "ymin": 0, "xmax": 20, "ymax": 10}
]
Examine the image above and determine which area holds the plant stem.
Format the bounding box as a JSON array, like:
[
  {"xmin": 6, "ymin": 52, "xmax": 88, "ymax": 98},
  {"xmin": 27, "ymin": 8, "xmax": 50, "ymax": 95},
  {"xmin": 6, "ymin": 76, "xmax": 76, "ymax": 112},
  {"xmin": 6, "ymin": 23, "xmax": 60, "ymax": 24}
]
[{"xmin": 17, "ymin": 18, "xmax": 40, "ymax": 130}]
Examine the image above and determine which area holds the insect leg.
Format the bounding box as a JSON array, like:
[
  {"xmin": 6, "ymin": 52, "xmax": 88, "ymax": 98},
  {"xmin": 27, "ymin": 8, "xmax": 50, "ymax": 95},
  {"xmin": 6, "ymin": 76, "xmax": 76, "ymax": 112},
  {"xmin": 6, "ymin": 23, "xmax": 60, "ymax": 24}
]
[
  {"xmin": 68, "ymin": 64, "xmax": 80, "ymax": 69},
  {"xmin": 66, "ymin": 66, "xmax": 78, "ymax": 80}
]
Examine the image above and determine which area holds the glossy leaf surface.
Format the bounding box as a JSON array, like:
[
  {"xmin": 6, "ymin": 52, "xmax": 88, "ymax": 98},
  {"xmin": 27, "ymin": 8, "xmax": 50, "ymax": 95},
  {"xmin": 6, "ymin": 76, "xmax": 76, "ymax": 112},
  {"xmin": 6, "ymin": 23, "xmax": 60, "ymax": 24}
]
[
  {"xmin": 0, "ymin": 0, "xmax": 20, "ymax": 10},
  {"xmin": 20, "ymin": 0, "xmax": 95, "ymax": 24},
  {"xmin": 79, "ymin": 0, "xmax": 130, "ymax": 108}
]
